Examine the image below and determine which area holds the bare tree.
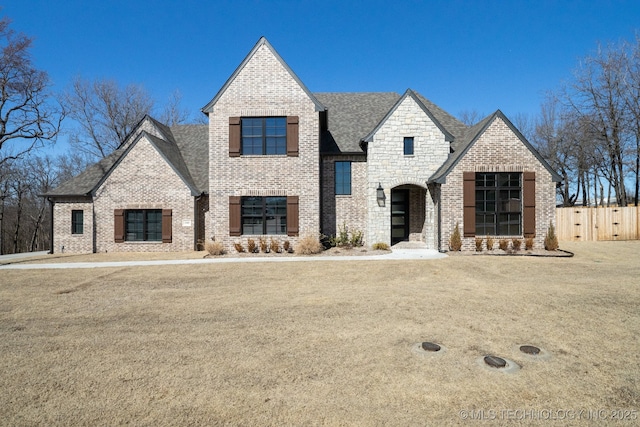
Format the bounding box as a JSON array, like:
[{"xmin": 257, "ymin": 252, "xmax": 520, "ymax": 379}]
[
  {"xmin": 0, "ymin": 16, "xmax": 63, "ymax": 166},
  {"xmin": 64, "ymin": 77, "xmax": 154, "ymax": 159},
  {"xmin": 159, "ymin": 90, "xmax": 190, "ymax": 126},
  {"xmin": 563, "ymin": 42, "xmax": 630, "ymax": 206},
  {"xmin": 457, "ymin": 109, "xmax": 484, "ymax": 126}
]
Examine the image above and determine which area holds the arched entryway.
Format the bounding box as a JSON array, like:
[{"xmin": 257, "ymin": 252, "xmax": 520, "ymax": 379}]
[{"xmin": 390, "ymin": 185, "xmax": 427, "ymax": 245}]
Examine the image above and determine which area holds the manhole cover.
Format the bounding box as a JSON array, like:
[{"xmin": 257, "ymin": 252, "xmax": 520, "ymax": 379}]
[
  {"xmin": 484, "ymin": 355, "xmax": 507, "ymax": 368},
  {"xmin": 520, "ymin": 345, "xmax": 540, "ymax": 355},
  {"xmin": 421, "ymin": 342, "xmax": 441, "ymax": 352}
]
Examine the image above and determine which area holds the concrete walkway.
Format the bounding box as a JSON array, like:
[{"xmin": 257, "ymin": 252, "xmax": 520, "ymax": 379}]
[{"xmin": 0, "ymin": 248, "xmax": 446, "ymax": 270}]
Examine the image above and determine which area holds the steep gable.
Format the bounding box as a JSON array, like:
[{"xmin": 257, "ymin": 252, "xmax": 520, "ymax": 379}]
[
  {"xmin": 202, "ymin": 37, "xmax": 324, "ymax": 113},
  {"xmin": 429, "ymin": 110, "xmax": 562, "ymax": 184}
]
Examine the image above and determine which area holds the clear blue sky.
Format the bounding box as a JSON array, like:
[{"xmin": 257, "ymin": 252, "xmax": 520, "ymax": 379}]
[{"xmin": 3, "ymin": 0, "xmax": 640, "ymax": 152}]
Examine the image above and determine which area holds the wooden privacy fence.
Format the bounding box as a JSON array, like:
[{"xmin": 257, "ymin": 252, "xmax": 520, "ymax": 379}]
[{"xmin": 555, "ymin": 206, "xmax": 640, "ymax": 241}]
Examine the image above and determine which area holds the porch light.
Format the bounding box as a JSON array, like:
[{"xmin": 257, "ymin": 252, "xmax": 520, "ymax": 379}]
[{"xmin": 376, "ymin": 183, "xmax": 386, "ymax": 207}]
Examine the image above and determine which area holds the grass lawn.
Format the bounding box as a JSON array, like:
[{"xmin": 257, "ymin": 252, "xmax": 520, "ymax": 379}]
[{"xmin": 1, "ymin": 241, "xmax": 639, "ymax": 425}]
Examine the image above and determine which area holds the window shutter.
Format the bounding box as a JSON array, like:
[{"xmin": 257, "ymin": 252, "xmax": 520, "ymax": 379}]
[
  {"xmin": 463, "ymin": 172, "xmax": 476, "ymax": 237},
  {"xmin": 114, "ymin": 209, "xmax": 125, "ymax": 243},
  {"xmin": 162, "ymin": 209, "xmax": 172, "ymax": 243},
  {"xmin": 229, "ymin": 117, "xmax": 241, "ymax": 157},
  {"xmin": 287, "ymin": 196, "xmax": 299, "ymax": 236},
  {"xmin": 229, "ymin": 196, "xmax": 241, "ymax": 236},
  {"xmin": 523, "ymin": 172, "xmax": 536, "ymax": 237},
  {"xmin": 286, "ymin": 116, "xmax": 299, "ymax": 157}
]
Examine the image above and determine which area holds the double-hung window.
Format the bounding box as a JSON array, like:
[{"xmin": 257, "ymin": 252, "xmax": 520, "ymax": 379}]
[
  {"xmin": 335, "ymin": 161, "xmax": 352, "ymax": 195},
  {"xmin": 125, "ymin": 209, "xmax": 162, "ymax": 241},
  {"xmin": 241, "ymin": 197, "xmax": 287, "ymax": 235},
  {"xmin": 242, "ymin": 117, "xmax": 287, "ymax": 155},
  {"xmin": 71, "ymin": 210, "xmax": 83, "ymax": 234},
  {"xmin": 475, "ymin": 173, "xmax": 522, "ymax": 235}
]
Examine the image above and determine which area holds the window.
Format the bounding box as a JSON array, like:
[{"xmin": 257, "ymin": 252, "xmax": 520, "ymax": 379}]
[
  {"xmin": 241, "ymin": 197, "xmax": 287, "ymax": 235},
  {"xmin": 125, "ymin": 209, "xmax": 162, "ymax": 241},
  {"xmin": 242, "ymin": 117, "xmax": 287, "ymax": 155},
  {"xmin": 475, "ymin": 173, "xmax": 522, "ymax": 235},
  {"xmin": 71, "ymin": 210, "xmax": 83, "ymax": 234},
  {"xmin": 403, "ymin": 137, "xmax": 414, "ymax": 155},
  {"xmin": 335, "ymin": 161, "xmax": 352, "ymax": 195}
]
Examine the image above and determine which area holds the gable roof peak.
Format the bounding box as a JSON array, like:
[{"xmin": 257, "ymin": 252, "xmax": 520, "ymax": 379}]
[{"xmin": 201, "ymin": 37, "xmax": 325, "ymax": 113}]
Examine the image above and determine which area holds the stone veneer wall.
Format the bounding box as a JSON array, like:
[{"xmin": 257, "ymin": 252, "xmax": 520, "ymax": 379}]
[
  {"xmin": 321, "ymin": 155, "xmax": 367, "ymax": 239},
  {"xmin": 92, "ymin": 135, "xmax": 196, "ymax": 252},
  {"xmin": 51, "ymin": 197, "xmax": 94, "ymax": 253},
  {"xmin": 366, "ymin": 95, "xmax": 449, "ymax": 248},
  {"xmin": 208, "ymin": 43, "xmax": 320, "ymax": 249},
  {"xmin": 440, "ymin": 117, "xmax": 557, "ymax": 251}
]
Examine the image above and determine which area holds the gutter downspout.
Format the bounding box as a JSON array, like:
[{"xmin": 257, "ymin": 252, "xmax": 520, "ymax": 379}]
[{"xmin": 47, "ymin": 198, "xmax": 54, "ymax": 254}]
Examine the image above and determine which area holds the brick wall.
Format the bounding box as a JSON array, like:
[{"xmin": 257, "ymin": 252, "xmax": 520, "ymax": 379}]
[
  {"xmin": 320, "ymin": 155, "xmax": 367, "ymax": 239},
  {"xmin": 208, "ymin": 43, "xmax": 320, "ymax": 251},
  {"xmin": 51, "ymin": 197, "xmax": 93, "ymax": 253},
  {"xmin": 92, "ymin": 135, "xmax": 196, "ymax": 252},
  {"xmin": 440, "ymin": 117, "xmax": 557, "ymax": 251}
]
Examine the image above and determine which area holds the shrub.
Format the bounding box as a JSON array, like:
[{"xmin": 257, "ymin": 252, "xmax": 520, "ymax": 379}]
[
  {"xmin": 234, "ymin": 241, "xmax": 245, "ymax": 253},
  {"xmin": 295, "ymin": 234, "xmax": 324, "ymax": 255},
  {"xmin": 372, "ymin": 242, "xmax": 390, "ymax": 251},
  {"xmin": 350, "ymin": 229, "xmax": 364, "ymax": 247},
  {"xmin": 196, "ymin": 239, "xmax": 205, "ymax": 251},
  {"xmin": 475, "ymin": 237, "xmax": 483, "ymax": 252},
  {"xmin": 269, "ymin": 238, "xmax": 281, "ymax": 253},
  {"xmin": 486, "ymin": 236, "xmax": 494, "ymax": 251},
  {"xmin": 498, "ymin": 239, "xmax": 509, "ymax": 251},
  {"xmin": 205, "ymin": 241, "xmax": 225, "ymax": 256},
  {"xmin": 247, "ymin": 238, "xmax": 257, "ymax": 253},
  {"xmin": 449, "ymin": 222, "xmax": 462, "ymax": 251},
  {"xmin": 511, "ymin": 238, "xmax": 522, "ymax": 251},
  {"xmin": 544, "ymin": 222, "xmax": 559, "ymax": 251},
  {"xmin": 259, "ymin": 236, "xmax": 268, "ymax": 253},
  {"xmin": 525, "ymin": 237, "xmax": 534, "ymax": 250},
  {"xmin": 283, "ymin": 240, "xmax": 292, "ymax": 253}
]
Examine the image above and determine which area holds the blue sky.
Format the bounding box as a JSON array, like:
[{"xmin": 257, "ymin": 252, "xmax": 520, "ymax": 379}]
[{"xmin": 3, "ymin": 0, "xmax": 640, "ymax": 153}]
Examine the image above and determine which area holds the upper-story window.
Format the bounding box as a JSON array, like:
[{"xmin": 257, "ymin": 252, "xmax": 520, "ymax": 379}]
[
  {"xmin": 242, "ymin": 117, "xmax": 287, "ymax": 155},
  {"xmin": 230, "ymin": 116, "xmax": 298, "ymax": 157},
  {"xmin": 404, "ymin": 137, "xmax": 414, "ymax": 155}
]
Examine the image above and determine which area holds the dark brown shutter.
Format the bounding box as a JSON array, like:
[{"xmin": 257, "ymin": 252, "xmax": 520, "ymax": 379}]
[
  {"xmin": 523, "ymin": 172, "xmax": 536, "ymax": 237},
  {"xmin": 463, "ymin": 172, "xmax": 476, "ymax": 237},
  {"xmin": 162, "ymin": 209, "xmax": 172, "ymax": 243},
  {"xmin": 114, "ymin": 209, "xmax": 125, "ymax": 243},
  {"xmin": 229, "ymin": 196, "xmax": 241, "ymax": 236},
  {"xmin": 287, "ymin": 196, "xmax": 299, "ymax": 236},
  {"xmin": 229, "ymin": 117, "xmax": 241, "ymax": 157},
  {"xmin": 286, "ymin": 116, "xmax": 299, "ymax": 157}
]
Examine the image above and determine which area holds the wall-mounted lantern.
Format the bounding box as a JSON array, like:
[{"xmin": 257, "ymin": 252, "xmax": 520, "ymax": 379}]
[{"xmin": 376, "ymin": 183, "xmax": 386, "ymax": 207}]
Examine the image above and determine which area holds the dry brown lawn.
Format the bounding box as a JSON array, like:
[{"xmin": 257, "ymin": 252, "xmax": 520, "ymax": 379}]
[{"xmin": 1, "ymin": 241, "xmax": 639, "ymax": 426}]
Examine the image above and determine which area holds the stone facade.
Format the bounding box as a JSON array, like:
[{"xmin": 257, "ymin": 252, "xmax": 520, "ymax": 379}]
[
  {"xmin": 440, "ymin": 116, "xmax": 557, "ymax": 251},
  {"xmin": 207, "ymin": 42, "xmax": 321, "ymax": 248},
  {"xmin": 365, "ymin": 94, "xmax": 449, "ymax": 248}
]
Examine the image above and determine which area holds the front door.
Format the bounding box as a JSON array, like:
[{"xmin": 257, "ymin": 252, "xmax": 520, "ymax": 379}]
[{"xmin": 391, "ymin": 189, "xmax": 409, "ymax": 245}]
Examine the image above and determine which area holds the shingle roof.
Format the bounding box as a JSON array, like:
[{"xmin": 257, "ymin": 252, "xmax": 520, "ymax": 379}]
[
  {"xmin": 45, "ymin": 119, "xmax": 209, "ymax": 197},
  {"xmin": 314, "ymin": 92, "xmax": 400, "ymax": 153},
  {"xmin": 429, "ymin": 110, "xmax": 563, "ymax": 183}
]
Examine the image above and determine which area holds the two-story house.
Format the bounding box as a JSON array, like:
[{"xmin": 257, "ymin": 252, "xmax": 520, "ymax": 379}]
[{"xmin": 45, "ymin": 37, "xmax": 560, "ymax": 254}]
